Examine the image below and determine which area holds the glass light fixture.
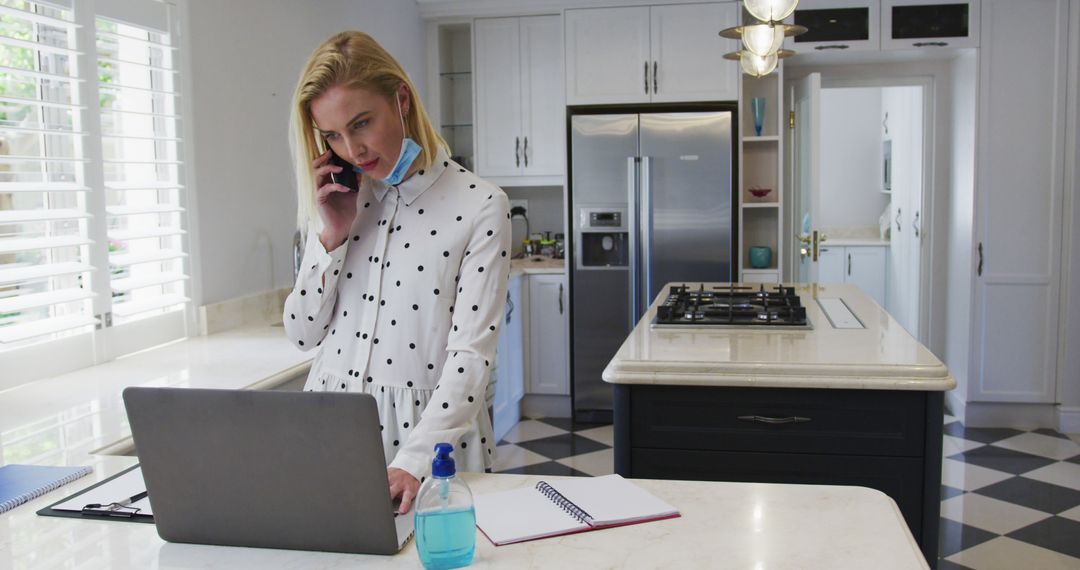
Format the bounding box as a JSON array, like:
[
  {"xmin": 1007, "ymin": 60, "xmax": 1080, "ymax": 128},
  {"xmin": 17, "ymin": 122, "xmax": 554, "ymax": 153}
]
[
  {"xmin": 741, "ymin": 23, "xmax": 785, "ymax": 57},
  {"xmin": 723, "ymin": 49, "xmax": 794, "ymax": 78},
  {"xmin": 719, "ymin": 23, "xmax": 807, "ymax": 57},
  {"xmin": 741, "ymin": 51, "xmax": 778, "ymax": 77},
  {"xmin": 743, "ymin": 0, "xmax": 800, "ymax": 23}
]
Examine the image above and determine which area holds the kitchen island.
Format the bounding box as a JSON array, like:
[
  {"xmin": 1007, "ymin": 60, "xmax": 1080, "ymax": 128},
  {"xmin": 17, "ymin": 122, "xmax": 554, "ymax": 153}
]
[{"xmin": 603, "ymin": 283, "xmax": 955, "ymax": 566}]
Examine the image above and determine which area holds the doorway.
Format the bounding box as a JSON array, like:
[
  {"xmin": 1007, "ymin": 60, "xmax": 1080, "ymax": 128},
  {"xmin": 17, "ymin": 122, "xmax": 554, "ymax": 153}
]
[{"xmin": 788, "ymin": 73, "xmax": 928, "ymax": 339}]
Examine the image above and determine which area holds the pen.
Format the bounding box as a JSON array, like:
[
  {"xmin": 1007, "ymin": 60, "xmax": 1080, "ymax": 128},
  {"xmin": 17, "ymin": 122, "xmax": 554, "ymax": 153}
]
[
  {"xmin": 84, "ymin": 490, "xmax": 148, "ymax": 510},
  {"xmin": 116, "ymin": 490, "xmax": 149, "ymax": 507}
]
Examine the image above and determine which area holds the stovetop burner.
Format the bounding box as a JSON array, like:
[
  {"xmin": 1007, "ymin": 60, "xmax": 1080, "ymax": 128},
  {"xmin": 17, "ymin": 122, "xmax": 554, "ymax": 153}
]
[{"xmin": 652, "ymin": 284, "xmax": 811, "ymax": 329}]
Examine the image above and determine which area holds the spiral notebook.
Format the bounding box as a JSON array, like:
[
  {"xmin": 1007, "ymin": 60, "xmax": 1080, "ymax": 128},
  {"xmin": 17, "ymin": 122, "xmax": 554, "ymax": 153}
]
[
  {"xmin": 0, "ymin": 464, "xmax": 93, "ymax": 515},
  {"xmin": 474, "ymin": 474, "xmax": 679, "ymax": 546}
]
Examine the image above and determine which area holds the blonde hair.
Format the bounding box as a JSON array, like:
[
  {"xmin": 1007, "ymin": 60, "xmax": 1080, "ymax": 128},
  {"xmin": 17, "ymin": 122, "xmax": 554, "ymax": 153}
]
[{"xmin": 289, "ymin": 31, "xmax": 448, "ymax": 229}]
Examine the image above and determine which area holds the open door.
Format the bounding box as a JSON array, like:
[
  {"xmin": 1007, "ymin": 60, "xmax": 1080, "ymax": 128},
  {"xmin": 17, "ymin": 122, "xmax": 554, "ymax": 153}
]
[{"xmin": 789, "ymin": 72, "xmax": 823, "ymax": 282}]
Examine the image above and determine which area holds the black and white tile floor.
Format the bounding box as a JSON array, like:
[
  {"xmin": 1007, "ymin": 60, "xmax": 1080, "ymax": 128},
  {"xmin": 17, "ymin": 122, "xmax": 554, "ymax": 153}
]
[{"xmin": 493, "ymin": 415, "xmax": 1080, "ymax": 569}]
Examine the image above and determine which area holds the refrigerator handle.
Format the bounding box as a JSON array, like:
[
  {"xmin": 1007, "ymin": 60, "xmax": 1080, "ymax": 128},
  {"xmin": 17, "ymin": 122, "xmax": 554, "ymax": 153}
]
[
  {"xmin": 627, "ymin": 156, "xmax": 639, "ymax": 329},
  {"xmin": 641, "ymin": 155, "xmax": 653, "ymax": 312}
]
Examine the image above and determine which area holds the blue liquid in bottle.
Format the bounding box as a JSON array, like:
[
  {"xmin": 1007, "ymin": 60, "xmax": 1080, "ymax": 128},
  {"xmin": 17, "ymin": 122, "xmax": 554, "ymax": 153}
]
[
  {"xmin": 415, "ymin": 443, "xmax": 476, "ymax": 570},
  {"xmin": 416, "ymin": 507, "xmax": 476, "ymax": 569}
]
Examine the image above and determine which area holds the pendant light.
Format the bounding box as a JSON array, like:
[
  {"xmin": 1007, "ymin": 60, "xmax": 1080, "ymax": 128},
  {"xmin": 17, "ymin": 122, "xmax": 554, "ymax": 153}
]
[
  {"xmin": 719, "ymin": 22, "xmax": 808, "ymax": 58},
  {"xmin": 740, "ymin": 23, "xmax": 785, "ymax": 57},
  {"xmin": 743, "ymin": 0, "xmax": 800, "ymax": 23},
  {"xmin": 722, "ymin": 49, "xmax": 794, "ymax": 78}
]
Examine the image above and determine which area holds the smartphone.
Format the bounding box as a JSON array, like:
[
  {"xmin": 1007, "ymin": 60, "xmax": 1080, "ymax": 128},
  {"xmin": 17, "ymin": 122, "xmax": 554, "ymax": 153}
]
[{"xmin": 321, "ymin": 139, "xmax": 359, "ymax": 192}]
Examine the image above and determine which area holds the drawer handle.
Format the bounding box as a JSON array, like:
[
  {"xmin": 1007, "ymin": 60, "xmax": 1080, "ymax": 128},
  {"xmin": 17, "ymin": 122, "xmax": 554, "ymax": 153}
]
[{"xmin": 737, "ymin": 415, "xmax": 812, "ymax": 425}]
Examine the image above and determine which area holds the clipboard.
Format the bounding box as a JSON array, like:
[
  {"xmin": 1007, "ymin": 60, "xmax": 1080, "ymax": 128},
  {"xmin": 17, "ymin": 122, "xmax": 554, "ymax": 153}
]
[{"xmin": 37, "ymin": 464, "xmax": 154, "ymax": 524}]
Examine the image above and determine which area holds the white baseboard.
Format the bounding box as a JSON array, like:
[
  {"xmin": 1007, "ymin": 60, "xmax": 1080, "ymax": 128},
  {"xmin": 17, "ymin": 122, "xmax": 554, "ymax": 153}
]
[
  {"xmin": 1058, "ymin": 406, "xmax": 1080, "ymax": 435},
  {"xmin": 964, "ymin": 402, "xmax": 1059, "ymax": 429},
  {"xmin": 945, "ymin": 391, "xmax": 966, "ymax": 423},
  {"xmin": 521, "ymin": 394, "xmax": 571, "ymax": 418}
]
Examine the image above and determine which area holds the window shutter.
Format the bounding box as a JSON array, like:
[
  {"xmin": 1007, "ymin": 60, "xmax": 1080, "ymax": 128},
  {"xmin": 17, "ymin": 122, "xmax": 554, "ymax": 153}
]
[
  {"xmin": 95, "ymin": 12, "xmax": 188, "ymax": 324},
  {"xmin": 0, "ymin": 1, "xmax": 97, "ymax": 345}
]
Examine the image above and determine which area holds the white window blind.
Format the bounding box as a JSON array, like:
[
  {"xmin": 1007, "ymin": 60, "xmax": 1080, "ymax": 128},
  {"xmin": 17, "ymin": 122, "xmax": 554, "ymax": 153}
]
[
  {"xmin": 95, "ymin": 14, "xmax": 188, "ymax": 324},
  {"xmin": 0, "ymin": 0, "xmax": 191, "ymax": 382},
  {"xmin": 0, "ymin": 0, "xmax": 96, "ymax": 345}
]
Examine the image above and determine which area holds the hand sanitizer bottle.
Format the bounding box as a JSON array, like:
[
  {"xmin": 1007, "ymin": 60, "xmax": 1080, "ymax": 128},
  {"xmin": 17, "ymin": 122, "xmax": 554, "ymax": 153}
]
[{"xmin": 415, "ymin": 443, "xmax": 476, "ymax": 569}]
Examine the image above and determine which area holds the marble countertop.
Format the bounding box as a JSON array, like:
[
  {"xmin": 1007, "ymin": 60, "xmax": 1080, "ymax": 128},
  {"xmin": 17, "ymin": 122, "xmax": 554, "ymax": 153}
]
[
  {"xmin": 0, "ymin": 455, "xmax": 927, "ymax": 569},
  {"xmin": 603, "ymin": 283, "xmax": 955, "ymax": 391},
  {"xmin": 0, "ymin": 325, "xmax": 312, "ymax": 466},
  {"xmin": 509, "ymin": 255, "xmax": 564, "ymax": 277}
]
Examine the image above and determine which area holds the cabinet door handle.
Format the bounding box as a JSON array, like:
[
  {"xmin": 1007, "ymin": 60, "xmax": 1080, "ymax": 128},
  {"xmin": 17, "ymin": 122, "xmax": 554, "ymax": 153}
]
[
  {"xmin": 737, "ymin": 415, "xmax": 812, "ymax": 425},
  {"xmin": 895, "ymin": 207, "xmax": 902, "ymax": 232},
  {"xmin": 977, "ymin": 242, "xmax": 983, "ymax": 276},
  {"xmin": 814, "ymin": 44, "xmax": 850, "ymax": 50},
  {"xmin": 912, "ymin": 211, "xmax": 921, "ymax": 238},
  {"xmin": 847, "ymin": 253, "xmax": 852, "ymax": 276},
  {"xmin": 514, "ymin": 136, "xmax": 520, "ymax": 168},
  {"xmin": 653, "ymin": 61, "xmax": 658, "ymax": 94},
  {"xmin": 912, "ymin": 41, "xmax": 949, "ymax": 47},
  {"xmin": 523, "ymin": 136, "xmax": 529, "ymax": 167},
  {"xmin": 644, "ymin": 61, "xmax": 649, "ymax": 94},
  {"xmin": 558, "ymin": 283, "xmax": 563, "ymax": 315},
  {"xmin": 505, "ymin": 291, "xmax": 513, "ymax": 324}
]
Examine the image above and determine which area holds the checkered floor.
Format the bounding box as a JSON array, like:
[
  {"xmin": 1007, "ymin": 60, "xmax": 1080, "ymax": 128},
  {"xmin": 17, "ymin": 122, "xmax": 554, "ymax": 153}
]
[{"xmin": 493, "ymin": 415, "xmax": 1080, "ymax": 569}]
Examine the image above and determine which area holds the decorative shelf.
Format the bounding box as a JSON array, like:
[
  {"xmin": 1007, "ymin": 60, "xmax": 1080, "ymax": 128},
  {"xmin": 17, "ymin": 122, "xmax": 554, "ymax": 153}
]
[
  {"xmin": 742, "ymin": 202, "xmax": 779, "ymax": 208},
  {"xmin": 440, "ymin": 71, "xmax": 471, "ymax": 78},
  {"xmin": 742, "ymin": 268, "xmax": 779, "ymax": 273},
  {"xmin": 743, "ymin": 135, "xmax": 780, "ymax": 143},
  {"xmin": 440, "ymin": 124, "xmax": 473, "ymax": 129}
]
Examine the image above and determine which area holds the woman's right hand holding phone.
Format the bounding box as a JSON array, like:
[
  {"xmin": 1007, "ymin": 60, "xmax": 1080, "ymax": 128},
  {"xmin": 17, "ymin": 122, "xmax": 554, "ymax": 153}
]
[{"xmin": 313, "ymin": 149, "xmax": 358, "ymax": 251}]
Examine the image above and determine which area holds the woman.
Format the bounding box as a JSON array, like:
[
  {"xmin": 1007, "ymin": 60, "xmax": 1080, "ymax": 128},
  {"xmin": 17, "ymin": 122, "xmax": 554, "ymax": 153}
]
[{"xmin": 283, "ymin": 31, "xmax": 510, "ymax": 515}]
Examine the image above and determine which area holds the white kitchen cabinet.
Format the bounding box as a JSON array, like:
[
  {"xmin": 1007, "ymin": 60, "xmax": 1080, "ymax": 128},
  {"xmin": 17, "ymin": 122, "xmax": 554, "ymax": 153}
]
[
  {"xmin": 968, "ymin": 0, "xmax": 1067, "ymax": 404},
  {"xmin": 565, "ymin": 7, "xmax": 650, "ymax": 105},
  {"xmin": 881, "ymin": 0, "xmax": 979, "ymax": 50},
  {"xmin": 493, "ymin": 275, "xmax": 526, "ymax": 441},
  {"xmin": 527, "ymin": 274, "xmax": 569, "ymax": 395},
  {"xmin": 474, "ymin": 15, "xmax": 563, "ymax": 179},
  {"xmin": 648, "ymin": 3, "xmax": 738, "ymax": 103},
  {"xmin": 818, "ymin": 245, "xmax": 887, "ymax": 307},
  {"xmin": 791, "ymin": 0, "xmax": 881, "ymax": 53},
  {"xmin": 565, "ymin": 4, "xmax": 738, "ymax": 105}
]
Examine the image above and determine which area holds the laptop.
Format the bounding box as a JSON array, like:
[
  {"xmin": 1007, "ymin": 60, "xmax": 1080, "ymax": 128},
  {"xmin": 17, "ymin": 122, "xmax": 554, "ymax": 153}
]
[{"xmin": 122, "ymin": 387, "xmax": 413, "ymax": 555}]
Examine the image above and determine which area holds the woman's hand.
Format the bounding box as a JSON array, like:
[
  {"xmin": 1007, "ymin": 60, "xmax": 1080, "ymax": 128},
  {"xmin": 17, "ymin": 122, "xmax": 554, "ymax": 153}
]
[
  {"xmin": 313, "ymin": 149, "xmax": 358, "ymax": 249},
  {"xmin": 387, "ymin": 467, "xmax": 420, "ymax": 515}
]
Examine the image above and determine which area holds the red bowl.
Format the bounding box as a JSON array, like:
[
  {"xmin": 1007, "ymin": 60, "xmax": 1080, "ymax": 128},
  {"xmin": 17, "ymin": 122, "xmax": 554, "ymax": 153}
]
[{"xmin": 749, "ymin": 187, "xmax": 772, "ymax": 198}]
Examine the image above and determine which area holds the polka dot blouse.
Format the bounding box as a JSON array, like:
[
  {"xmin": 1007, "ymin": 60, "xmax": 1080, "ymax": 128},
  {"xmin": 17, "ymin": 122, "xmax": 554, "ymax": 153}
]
[{"xmin": 283, "ymin": 147, "xmax": 511, "ymax": 480}]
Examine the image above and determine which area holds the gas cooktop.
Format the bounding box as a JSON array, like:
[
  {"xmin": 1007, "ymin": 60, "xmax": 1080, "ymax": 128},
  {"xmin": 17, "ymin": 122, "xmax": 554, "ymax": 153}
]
[{"xmin": 651, "ymin": 284, "xmax": 811, "ymax": 329}]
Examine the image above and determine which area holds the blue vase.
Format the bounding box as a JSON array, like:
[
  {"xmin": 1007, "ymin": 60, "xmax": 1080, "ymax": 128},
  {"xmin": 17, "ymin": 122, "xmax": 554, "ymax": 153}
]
[
  {"xmin": 748, "ymin": 246, "xmax": 772, "ymax": 269},
  {"xmin": 751, "ymin": 97, "xmax": 766, "ymax": 136}
]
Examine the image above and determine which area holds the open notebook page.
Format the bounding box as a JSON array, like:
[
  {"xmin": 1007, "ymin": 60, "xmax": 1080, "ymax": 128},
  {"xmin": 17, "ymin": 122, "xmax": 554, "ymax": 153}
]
[
  {"xmin": 474, "ymin": 485, "xmax": 588, "ymax": 545},
  {"xmin": 552, "ymin": 474, "xmax": 678, "ymax": 526}
]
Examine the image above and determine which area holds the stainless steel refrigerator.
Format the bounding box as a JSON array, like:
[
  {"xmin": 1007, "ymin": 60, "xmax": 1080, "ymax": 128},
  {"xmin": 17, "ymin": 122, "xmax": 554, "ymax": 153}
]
[{"xmin": 570, "ymin": 111, "xmax": 734, "ymax": 421}]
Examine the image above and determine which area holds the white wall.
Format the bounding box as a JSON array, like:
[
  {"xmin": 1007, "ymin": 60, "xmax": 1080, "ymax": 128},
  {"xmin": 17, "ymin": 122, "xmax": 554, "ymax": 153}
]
[
  {"xmin": 819, "ymin": 88, "xmax": 889, "ymax": 229},
  {"xmin": 944, "ymin": 51, "xmax": 978, "ymax": 420},
  {"xmin": 183, "ymin": 0, "xmax": 426, "ymax": 306},
  {"xmin": 505, "ymin": 186, "xmax": 565, "ymax": 255}
]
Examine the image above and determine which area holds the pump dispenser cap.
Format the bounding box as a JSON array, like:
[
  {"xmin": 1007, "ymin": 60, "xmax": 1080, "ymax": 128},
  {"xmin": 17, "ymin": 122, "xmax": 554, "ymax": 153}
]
[{"xmin": 431, "ymin": 442, "xmax": 455, "ymax": 477}]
